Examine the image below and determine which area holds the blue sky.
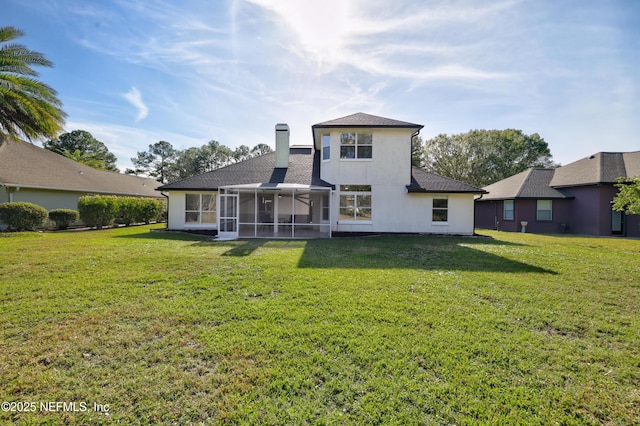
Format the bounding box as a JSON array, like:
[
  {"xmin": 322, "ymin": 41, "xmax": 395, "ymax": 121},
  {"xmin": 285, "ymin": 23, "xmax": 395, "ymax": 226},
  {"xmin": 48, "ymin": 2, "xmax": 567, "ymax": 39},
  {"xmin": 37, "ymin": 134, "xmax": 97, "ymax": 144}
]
[{"xmin": 5, "ymin": 0, "xmax": 640, "ymax": 171}]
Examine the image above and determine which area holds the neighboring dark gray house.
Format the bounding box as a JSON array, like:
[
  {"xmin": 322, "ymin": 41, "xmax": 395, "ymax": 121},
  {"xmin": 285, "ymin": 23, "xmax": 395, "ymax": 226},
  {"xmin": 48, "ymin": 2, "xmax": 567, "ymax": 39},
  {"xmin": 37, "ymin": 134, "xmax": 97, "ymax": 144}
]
[{"xmin": 475, "ymin": 151, "xmax": 640, "ymax": 237}]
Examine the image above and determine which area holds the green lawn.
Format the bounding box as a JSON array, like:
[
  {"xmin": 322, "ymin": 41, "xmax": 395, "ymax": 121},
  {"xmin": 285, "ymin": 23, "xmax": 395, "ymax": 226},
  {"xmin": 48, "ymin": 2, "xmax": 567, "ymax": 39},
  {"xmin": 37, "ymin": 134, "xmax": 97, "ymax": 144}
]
[{"xmin": 1, "ymin": 226, "xmax": 638, "ymax": 424}]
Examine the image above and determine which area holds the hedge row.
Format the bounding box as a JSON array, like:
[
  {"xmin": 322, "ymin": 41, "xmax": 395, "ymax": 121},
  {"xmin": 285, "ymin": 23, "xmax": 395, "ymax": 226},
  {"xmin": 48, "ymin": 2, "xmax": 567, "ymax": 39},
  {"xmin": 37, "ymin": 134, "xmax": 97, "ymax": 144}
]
[
  {"xmin": 0, "ymin": 197, "xmax": 165, "ymax": 232},
  {"xmin": 77, "ymin": 196, "xmax": 162, "ymax": 229}
]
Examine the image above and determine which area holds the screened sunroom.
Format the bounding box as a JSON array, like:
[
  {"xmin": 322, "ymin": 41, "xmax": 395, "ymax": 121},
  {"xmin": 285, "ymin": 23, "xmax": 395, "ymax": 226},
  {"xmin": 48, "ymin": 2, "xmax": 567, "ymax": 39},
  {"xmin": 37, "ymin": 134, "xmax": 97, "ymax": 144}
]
[{"xmin": 218, "ymin": 184, "xmax": 332, "ymax": 239}]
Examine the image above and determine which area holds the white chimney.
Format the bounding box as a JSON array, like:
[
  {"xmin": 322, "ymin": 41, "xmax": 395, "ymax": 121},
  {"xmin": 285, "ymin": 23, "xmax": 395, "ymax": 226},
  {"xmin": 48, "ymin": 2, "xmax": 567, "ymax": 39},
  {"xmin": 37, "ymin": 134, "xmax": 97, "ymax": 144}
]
[{"xmin": 275, "ymin": 123, "xmax": 290, "ymax": 168}]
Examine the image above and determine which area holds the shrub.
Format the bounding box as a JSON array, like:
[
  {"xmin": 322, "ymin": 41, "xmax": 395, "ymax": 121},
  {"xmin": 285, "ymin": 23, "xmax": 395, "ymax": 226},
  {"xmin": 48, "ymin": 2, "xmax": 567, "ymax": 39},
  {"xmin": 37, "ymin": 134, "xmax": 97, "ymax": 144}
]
[
  {"xmin": 116, "ymin": 197, "xmax": 161, "ymax": 226},
  {"xmin": 77, "ymin": 196, "xmax": 119, "ymax": 229},
  {"xmin": 156, "ymin": 199, "xmax": 167, "ymax": 223},
  {"xmin": 49, "ymin": 209, "xmax": 80, "ymax": 230},
  {"xmin": 0, "ymin": 202, "xmax": 48, "ymax": 231},
  {"xmin": 116, "ymin": 197, "xmax": 141, "ymax": 226},
  {"xmin": 139, "ymin": 198, "xmax": 160, "ymax": 224}
]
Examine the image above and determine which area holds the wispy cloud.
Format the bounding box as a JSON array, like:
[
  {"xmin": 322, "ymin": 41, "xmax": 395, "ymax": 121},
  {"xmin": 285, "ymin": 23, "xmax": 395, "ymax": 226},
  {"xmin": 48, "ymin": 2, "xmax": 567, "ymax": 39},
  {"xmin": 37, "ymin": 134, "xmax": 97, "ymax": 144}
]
[
  {"xmin": 245, "ymin": 0, "xmax": 516, "ymax": 83},
  {"xmin": 122, "ymin": 86, "xmax": 149, "ymax": 122}
]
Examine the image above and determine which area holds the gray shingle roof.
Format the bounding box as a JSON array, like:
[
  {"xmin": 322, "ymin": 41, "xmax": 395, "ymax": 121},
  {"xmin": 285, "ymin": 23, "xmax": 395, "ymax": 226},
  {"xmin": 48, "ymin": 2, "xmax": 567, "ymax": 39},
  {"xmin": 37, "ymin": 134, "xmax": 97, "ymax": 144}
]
[
  {"xmin": 157, "ymin": 147, "xmax": 332, "ymax": 191},
  {"xmin": 312, "ymin": 112, "xmax": 423, "ymax": 129},
  {"xmin": 0, "ymin": 139, "xmax": 160, "ymax": 197},
  {"xmin": 407, "ymin": 167, "xmax": 485, "ymax": 193},
  {"xmin": 479, "ymin": 168, "xmax": 571, "ymax": 201},
  {"xmin": 550, "ymin": 151, "xmax": 640, "ymax": 187}
]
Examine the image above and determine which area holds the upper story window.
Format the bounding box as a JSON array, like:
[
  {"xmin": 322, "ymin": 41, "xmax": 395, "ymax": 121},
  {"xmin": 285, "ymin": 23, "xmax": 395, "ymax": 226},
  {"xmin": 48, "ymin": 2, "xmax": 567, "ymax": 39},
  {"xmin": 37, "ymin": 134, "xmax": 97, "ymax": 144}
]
[
  {"xmin": 432, "ymin": 197, "xmax": 448, "ymax": 223},
  {"xmin": 185, "ymin": 193, "xmax": 216, "ymax": 224},
  {"xmin": 503, "ymin": 200, "xmax": 514, "ymax": 221},
  {"xmin": 340, "ymin": 132, "xmax": 372, "ymax": 159},
  {"xmin": 536, "ymin": 200, "xmax": 552, "ymax": 221},
  {"xmin": 322, "ymin": 133, "xmax": 330, "ymax": 160}
]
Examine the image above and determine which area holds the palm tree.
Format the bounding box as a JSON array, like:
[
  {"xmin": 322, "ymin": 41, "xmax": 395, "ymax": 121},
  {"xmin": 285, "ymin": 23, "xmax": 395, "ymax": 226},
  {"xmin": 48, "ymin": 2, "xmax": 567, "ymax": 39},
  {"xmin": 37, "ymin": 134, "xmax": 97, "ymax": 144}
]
[{"xmin": 0, "ymin": 26, "xmax": 66, "ymax": 142}]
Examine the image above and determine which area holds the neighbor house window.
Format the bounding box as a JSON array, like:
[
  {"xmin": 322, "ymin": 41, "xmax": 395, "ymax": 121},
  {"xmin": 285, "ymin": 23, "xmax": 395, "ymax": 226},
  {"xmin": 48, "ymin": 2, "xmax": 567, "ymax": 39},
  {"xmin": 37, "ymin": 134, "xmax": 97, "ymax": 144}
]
[
  {"xmin": 322, "ymin": 133, "xmax": 330, "ymax": 160},
  {"xmin": 340, "ymin": 133, "xmax": 372, "ymax": 159},
  {"xmin": 185, "ymin": 193, "xmax": 216, "ymax": 224},
  {"xmin": 536, "ymin": 200, "xmax": 552, "ymax": 221},
  {"xmin": 339, "ymin": 185, "xmax": 372, "ymax": 221},
  {"xmin": 503, "ymin": 200, "xmax": 514, "ymax": 220},
  {"xmin": 432, "ymin": 197, "xmax": 448, "ymax": 223}
]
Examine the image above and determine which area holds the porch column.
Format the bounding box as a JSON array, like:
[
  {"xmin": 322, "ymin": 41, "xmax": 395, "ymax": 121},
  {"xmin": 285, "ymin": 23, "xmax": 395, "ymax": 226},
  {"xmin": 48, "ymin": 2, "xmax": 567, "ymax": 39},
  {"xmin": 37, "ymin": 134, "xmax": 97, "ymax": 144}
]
[{"xmin": 291, "ymin": 188, "xmax": 296, "ymax": 238}]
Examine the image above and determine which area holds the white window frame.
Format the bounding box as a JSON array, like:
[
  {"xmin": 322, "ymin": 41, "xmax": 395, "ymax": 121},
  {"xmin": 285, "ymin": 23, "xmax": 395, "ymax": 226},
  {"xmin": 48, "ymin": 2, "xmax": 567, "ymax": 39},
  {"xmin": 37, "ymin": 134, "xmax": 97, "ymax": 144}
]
[
  {"xmin": 339, "ymin": 185, "xmax": 372, "ymax": 222},
  {"xmin": 536, "ymin": 199, "xmax": 553, "ymax": 221},
  {"xmin": 432, "ymin": 196, "xmax": 448, "ymax": 224},
  {"xmin": 185, "ymin": 193, "xmax": 217, "ymax": 225},
  {"xmin": 340, "ymin": 132, "xmax": 373, "ymax": 160},
  {"xmin": 503, "ymin": 200, "xmax": 514, "ymax": 221},
  {"xmin": 322, "ymin": 133, "xmax": 331, "ymax": 161}
]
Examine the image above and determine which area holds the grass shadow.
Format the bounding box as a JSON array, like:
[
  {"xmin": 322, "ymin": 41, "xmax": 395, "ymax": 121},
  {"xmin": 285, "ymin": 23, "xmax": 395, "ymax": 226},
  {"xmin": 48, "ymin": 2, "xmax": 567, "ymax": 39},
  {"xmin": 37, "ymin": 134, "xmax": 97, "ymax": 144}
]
[
  {"xmin": 297, "ymin": 235, "xmax": 557, "ymax": 274},
  {"xmin": 220, "ymin": 240, "xmax": 267, "ymax": 257},
  {"xmin": 114, "ymin": 229, "xmax": 215, "ymax": 241}
]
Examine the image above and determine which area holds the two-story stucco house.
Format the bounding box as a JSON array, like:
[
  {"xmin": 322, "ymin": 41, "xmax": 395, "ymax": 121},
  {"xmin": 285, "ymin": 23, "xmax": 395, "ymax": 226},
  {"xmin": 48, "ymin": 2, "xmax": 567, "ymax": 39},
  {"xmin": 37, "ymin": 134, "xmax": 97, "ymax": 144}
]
[{"xmin": 157, "ymin": 113, "xmax": 484, "ymax": 239}]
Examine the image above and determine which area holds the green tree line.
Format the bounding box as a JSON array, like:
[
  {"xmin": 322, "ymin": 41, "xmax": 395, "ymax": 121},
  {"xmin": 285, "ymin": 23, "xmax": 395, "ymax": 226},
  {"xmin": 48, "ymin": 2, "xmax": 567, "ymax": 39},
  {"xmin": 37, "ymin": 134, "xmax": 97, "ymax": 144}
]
[
  {"xmin": 126, "ymin": 140, "xmax": 273, "ymax": 183},
  {"xmin": 413, "ymin": 129, "xmax": 557, "ymax": 188}
]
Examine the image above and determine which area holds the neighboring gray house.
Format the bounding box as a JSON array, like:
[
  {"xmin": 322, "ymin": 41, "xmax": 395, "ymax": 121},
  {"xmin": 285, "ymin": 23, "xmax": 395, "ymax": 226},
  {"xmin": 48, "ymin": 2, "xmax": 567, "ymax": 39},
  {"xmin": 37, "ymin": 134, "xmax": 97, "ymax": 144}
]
[
  {"xmin": 158, "ymin": 113, "xmax": 484, "ymax": 239},
  {"xmin": 475, "ymin": 151, "xmax": 640, "ymax": 237},
  {"xmin": 0, "ymin": 139, "xmax": 161, "ymax": 213}
]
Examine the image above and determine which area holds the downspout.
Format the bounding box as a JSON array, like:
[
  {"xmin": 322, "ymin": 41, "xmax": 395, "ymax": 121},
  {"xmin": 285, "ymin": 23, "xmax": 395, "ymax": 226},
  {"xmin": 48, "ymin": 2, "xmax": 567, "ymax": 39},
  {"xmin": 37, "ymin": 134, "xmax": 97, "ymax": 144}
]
[
  {"xmin": 160, "ymin": 192, "xmax": 169, "ymax": 229},
  {"xmin": 410, "ymin": 129, "xmax": 421, "ymax": 182},
  {"xmin": 474, "ymin": 192, "xmax": 484, "ymax": 232},
  {"xmin": 7, "ymin": 186, "xmax": 20, "ymax": 203}
]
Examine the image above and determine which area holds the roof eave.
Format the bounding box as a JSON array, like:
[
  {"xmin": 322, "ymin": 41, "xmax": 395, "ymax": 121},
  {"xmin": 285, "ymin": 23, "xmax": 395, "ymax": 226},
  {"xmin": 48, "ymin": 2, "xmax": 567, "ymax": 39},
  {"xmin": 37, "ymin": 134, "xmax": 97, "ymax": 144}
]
[
  {"xmin": 312, "ymin": 123, "xmax": 424, "ymax": 130},
  {"xmin": 477, "ymin": 195, "xmax": 575, "ymax": 201},
  {"xmin": 2, "ymin": 182, "xmax": 160, "ymax": 197},
  {"xmin": 406, "ymin": 187, "xmax": 487, "ymax": 194}
]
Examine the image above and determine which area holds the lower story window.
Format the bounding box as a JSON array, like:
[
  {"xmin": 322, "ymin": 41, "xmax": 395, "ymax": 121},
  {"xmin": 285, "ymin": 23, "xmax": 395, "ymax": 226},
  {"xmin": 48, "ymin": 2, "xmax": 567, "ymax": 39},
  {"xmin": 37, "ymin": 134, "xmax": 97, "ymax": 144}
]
[
  {"xmin": 339, "ymin": 185, "xmax": 372, "ymax": 221},
  {"xmin": 432, "ymin": 197, "xmax": 448, "ymax": 222},
  {"xmin": 504, "ymin": 200, "xmax": 514, "ymax": 220},
  {"xmin": 536, "ymin": 199, "xmax": 552, "ymax": 221},
  {"xmin": 185, "ymin": 193, "xmax": 216, "ymax": 224}
]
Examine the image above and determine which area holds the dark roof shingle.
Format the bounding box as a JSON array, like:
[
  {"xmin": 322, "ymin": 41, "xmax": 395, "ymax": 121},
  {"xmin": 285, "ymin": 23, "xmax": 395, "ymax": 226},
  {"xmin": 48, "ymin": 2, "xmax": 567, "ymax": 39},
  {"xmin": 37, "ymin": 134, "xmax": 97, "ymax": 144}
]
[
  {"xmin": 407, "ymin": 167, "xmax": 485, "ymax": 193},
  {"xmin": 157, "ymin": 147, "xmax": 332, "ymax": 191},
  {"xmin": 312, "ymin": 112, "xmax": 423, "ymax": 129},
  {"xmin": 480, "ymin": 168, "xmax": 571, "ymax": 201},
  {"xmin": 550, "ymin": 151, "xmax": 640, "ymax": 187}
]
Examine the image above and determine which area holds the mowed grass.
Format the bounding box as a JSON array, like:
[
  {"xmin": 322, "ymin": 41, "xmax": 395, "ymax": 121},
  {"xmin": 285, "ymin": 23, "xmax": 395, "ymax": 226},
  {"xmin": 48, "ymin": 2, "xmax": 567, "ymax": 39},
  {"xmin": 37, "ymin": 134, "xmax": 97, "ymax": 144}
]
[{"xmin": 0, "ymin": 226, "xmax": 638, "ymax": 424}]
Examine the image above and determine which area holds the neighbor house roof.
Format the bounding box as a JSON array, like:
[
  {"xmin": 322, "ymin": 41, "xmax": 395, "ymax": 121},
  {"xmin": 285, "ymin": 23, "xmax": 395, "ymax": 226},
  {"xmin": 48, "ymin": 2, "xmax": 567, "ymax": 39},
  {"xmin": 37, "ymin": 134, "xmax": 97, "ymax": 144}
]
[
  {"xmin": 479, "ymin": 168, "xmax": 572, "ymax": 201},
  {"xmin": 157, "ymin": 147, "xmax": 332, "ymax": 191},
  {"xmin": 0, "ymin": 139, "xmax": 160, "ymax": 197},
  {"xmin": 478, "ymin": 151, "xmax": 640, "ymax": 201},
  {"xmin": 407, "ymin": 167, "xmax": 486, "ymax": 194},
  {"xmin": 550, "ymin": 151, "xmax": 640, "ymax": 187}
]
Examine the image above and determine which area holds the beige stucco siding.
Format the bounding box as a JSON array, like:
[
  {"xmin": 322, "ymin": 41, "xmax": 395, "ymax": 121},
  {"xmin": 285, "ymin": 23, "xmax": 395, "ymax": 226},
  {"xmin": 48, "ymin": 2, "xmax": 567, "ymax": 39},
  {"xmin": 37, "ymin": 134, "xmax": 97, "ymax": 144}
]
[{"xmin": 3, "ymin": 188, "xmax": 90, "ymax": 211}]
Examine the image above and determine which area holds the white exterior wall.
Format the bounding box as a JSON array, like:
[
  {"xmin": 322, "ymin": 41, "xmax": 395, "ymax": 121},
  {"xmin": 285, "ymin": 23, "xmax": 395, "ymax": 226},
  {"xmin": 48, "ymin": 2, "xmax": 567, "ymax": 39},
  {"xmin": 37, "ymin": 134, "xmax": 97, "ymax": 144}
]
[
  {"xmin": 329, "ymin": 187, "xmax": 475, "ymax": 235},
  {"xmin": 321, "ymin": 128, "xmax": 412, "ymax": 187},
  {"xmin": 167, "ymin": 190, "xmax": 218, "ymax": 230},
  {"xmin": 401, "ymin": 192, "xmax": 476, "ymax": 234},
  {"xmin": 322, "ymin": 127, "xmax": 475, "ymax": 235}
]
